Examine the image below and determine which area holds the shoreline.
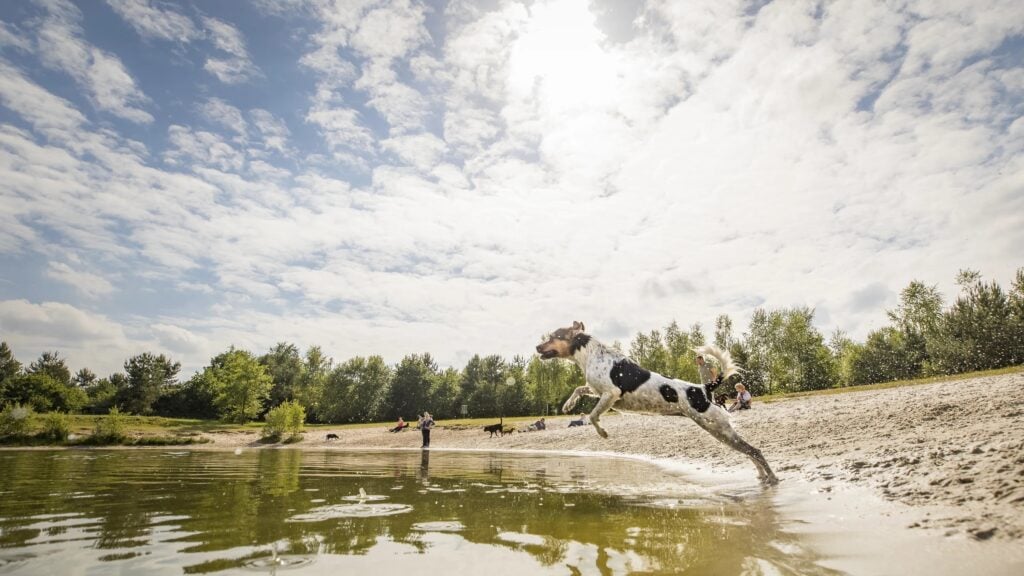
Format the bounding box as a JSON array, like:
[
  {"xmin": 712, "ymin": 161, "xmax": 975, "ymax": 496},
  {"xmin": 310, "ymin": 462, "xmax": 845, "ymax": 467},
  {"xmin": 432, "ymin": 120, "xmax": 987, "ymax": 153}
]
[
  {"xmin": 6, "ymin": 372, "xmax": 1023, "ymax": 543},
  {"xmin": 192, "ymin": 371, "xmax": 1024, "ymax": 542}
]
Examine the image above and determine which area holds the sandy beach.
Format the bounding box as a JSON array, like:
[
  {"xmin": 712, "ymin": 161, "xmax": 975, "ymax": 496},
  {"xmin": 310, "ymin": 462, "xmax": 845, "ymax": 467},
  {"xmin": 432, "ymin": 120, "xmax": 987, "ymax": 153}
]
[{"xmin": 200, "ymin": 371, "xmax": 1024, "ymax": 542}]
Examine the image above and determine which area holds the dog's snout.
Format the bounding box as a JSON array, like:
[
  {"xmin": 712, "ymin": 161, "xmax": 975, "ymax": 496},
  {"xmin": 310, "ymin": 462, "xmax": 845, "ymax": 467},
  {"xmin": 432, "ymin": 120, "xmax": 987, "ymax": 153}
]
[{"xmin": 535, "ymin": 344, "xmax": 544, "ymax": 353}]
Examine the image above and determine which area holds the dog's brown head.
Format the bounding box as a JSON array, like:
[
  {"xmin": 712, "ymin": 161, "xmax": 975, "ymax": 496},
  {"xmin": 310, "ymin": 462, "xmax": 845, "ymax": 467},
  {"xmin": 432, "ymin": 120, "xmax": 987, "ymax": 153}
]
[{"xmin": 535, "ymin": 321, "xmax": 586, "ymax": 359}]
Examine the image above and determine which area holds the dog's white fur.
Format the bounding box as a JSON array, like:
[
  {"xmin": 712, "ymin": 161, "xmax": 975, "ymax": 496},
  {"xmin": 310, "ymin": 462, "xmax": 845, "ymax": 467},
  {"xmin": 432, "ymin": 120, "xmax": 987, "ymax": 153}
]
[{"xmin": 538, "ymin": 322, "xmax": 778, "ymax": 485}]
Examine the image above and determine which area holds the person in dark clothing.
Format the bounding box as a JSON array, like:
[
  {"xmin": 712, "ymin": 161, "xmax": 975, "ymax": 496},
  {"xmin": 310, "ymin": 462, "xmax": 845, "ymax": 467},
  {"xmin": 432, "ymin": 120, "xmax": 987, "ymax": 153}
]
[{"xmin": 419, "ymin": 412, "xmax": 435, "ymax": 448}]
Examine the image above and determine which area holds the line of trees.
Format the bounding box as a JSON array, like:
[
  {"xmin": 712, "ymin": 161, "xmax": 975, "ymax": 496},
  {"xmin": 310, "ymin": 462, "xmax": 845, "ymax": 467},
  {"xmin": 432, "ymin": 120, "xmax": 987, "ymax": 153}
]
[{"xmin": 1, "ymin": 268, "xmax": 1021, "ymax": 423}]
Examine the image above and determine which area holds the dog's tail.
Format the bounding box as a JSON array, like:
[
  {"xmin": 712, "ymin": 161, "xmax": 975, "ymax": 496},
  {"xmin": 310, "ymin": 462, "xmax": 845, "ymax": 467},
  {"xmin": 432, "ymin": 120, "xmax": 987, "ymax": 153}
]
[{"xmin": 694, "ymin": 344, "xmax": 740, "ymax": 380}]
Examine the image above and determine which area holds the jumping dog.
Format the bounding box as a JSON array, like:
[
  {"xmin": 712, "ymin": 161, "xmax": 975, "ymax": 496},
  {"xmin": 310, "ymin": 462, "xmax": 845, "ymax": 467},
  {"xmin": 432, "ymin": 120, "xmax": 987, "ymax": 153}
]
[{"xmin": 536, "ymin": 321, "xmax": 778, "ymax": 485}]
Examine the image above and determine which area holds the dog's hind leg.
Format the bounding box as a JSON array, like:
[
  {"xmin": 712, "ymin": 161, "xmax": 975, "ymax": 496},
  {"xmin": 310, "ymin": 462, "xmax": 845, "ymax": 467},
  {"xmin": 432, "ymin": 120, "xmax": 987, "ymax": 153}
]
[
  {"xmin": 695, "ymin": 410, "xmax": 779, "ymax": 485},
  {"xmin": 588, "ymin": 392, "xmax": 618, "ymax": 439}
]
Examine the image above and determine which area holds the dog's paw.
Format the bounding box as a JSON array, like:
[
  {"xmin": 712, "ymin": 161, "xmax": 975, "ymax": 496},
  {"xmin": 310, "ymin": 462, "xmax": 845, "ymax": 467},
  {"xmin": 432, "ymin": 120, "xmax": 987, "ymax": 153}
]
[
  {"xmin": 561, "ymin": 400, "xmax": 576, "ymax": 413},
  {"xmin": 594, "ymin": 426, "xmax": 608, "ymax": 439}
]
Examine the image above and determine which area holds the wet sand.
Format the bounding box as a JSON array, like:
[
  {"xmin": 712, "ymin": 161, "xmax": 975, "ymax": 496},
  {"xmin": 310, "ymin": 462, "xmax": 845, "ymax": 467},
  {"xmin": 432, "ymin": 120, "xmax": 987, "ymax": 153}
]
[{"xmin": 202, "ymin": 371, "xmax": 1024, "ymax": 543}]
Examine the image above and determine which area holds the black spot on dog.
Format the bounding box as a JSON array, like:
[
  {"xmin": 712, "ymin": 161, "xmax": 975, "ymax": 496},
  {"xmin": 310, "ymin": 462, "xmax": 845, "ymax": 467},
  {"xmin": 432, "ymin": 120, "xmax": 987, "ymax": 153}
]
[
  {"xmin": 659, "ymin": 384, "xmax": 678, "ymax": 403},
  {"xmin": 685, "ymin": 387, "xmax": 711, "ymax": 413},
  {"xmin": 570, "ymin": 333, "xmax": 591, "ymax": 354},
  {"xmin": 609, "ymin": 359, "xmax": 650, "ymax": 394}
]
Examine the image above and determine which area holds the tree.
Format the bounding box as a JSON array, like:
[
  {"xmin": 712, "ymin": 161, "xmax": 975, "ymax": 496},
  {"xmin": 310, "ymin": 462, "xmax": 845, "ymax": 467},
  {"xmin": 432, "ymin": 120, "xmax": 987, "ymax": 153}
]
[
  {"xmin": 384, "ymin": 354, "xmax": 437, "ymax": 421},
  {"xmin": 206, "ymin": 349, "xmax": 272, "ymax": 423},
  {"xmin": 85, "ymin": 374, "xmax": 124, "ymax": 414},
  {"xmin": 319, "ymin": 356, "xmax": 390, "ymax": 423},
  {"xmin": 72, "ymin": 368, "xmax": 97, "ymax": 388},
  {"xmin": 927, "ymin": 273, "xmax": 1015, "ymax": 374},
  {"xmin": 714, "ymin": 314, "xmax": 735, "ymax": 350},
  {"xmin": 429, "ymin": 367, "xmax": 461, "ymax": 420},
  {"xmin": 0, "ymin": 342, "xmax": 22, "ymax": 385},
  {"xmin": 886, "ymin": 280, "xmax": 943, "ymax": 376},
  {"xmin": 260, "ymin": 342, "xmax": 305, "ymax": 408},
  {"xmin": 119, "ymin": 353, "xmax": 180, "ymax": 415},
  {"xmin": 28, "ymin": 351, "xmax": 71, "ymax": 387},
  {"xmin": 154, "ymin": 372, "xmax": 219, "ymax": 419},
  {"xmin": 298, "ymin": 346, "xmax": 331, "ymax": 421},
  {"xmin": 1, "ymin": 373, "xmax": 87, "ymax": 412}
]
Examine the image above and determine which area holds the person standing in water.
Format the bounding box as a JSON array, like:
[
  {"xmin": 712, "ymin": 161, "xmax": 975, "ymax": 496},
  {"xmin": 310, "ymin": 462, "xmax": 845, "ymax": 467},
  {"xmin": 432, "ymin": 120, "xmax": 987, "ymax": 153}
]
[{"xmin": 419, "ymin": 412, "xmax": 435, "ymax": 448}]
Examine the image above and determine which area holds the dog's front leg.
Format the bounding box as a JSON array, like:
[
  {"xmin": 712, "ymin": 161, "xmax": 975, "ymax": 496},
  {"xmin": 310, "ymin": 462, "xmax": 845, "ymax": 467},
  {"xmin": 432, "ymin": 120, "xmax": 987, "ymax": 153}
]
[
  {"xmin": 562, "ymin": 385, "xmax": 597, "ymax": 413},
  {"xmin": 588, "ymin": 392, "xmax": 617, "ymax": 439}
]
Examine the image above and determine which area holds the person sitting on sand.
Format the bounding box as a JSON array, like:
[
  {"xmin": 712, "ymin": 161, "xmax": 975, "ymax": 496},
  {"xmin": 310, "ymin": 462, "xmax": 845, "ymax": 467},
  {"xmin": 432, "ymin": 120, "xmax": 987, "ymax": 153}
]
[
  {"xmin": 728, "ymin": 383, "xmax": 752, "ymax": 412},
  {"xmin": 534, "ymin": 417, "xmax": 546, "ymax": 430},
  {"xmin": 568, "ymin": 414, "xmax": 587, "ymax": 427},
  {"xmin": 389, "ymin": 417, "xmax": 406, "ymax": 432}
]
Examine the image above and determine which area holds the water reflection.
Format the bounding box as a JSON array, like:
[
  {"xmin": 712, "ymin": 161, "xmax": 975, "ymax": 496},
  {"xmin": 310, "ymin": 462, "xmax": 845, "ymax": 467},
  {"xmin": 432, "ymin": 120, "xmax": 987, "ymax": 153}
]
[{"xmin": 0, "ymin": 450, "xmax": 840, "ymax": 575}]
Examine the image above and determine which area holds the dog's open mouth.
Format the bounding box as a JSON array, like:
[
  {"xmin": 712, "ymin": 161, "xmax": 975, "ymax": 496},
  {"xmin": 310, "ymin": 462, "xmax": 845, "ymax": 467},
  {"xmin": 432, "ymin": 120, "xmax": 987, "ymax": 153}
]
[{"xmin": 539, "ymin": 349, "xmax": 558, "ymax": 359}]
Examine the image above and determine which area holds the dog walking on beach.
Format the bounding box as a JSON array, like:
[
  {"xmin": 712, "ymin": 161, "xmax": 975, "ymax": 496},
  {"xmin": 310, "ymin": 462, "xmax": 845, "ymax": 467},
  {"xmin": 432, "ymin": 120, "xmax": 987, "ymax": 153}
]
[{"xmin": 536, "ymin": 321, "xmax": 778, "ymax": 485}]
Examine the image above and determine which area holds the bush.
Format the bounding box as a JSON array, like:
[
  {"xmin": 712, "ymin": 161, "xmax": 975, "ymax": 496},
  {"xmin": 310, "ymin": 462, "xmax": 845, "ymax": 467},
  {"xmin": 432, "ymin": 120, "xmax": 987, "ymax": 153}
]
[
  {"xmin": 93, "ymin": 406, "xmax": 127, "ymax": 442},
  {"xmin": 0, "ymin": 404, "xmax": 35, "ymax": 437},
  {"xmin": 262, "ymin": 401, "xmax": 305, "ymax": 442},
  {"xmin": 41, "ymin": 411, "xmax": 70, "ymax": 441}
]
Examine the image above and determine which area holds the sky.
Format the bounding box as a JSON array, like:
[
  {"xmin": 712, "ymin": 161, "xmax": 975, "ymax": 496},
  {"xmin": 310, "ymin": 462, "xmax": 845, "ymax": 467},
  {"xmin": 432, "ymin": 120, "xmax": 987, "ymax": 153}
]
[{"xmin": 0, "ymin": 0, "xmax": 1022, "ymax": 377}]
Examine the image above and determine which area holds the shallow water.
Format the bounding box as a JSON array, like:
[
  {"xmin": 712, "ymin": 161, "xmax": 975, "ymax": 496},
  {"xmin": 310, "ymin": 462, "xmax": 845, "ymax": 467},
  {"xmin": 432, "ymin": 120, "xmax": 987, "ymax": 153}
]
[
  {"xmin": 0, "ymin": 448, "xmax": 845, "ymax": 575},
  {"xmin": 2, "ymin": 449, "xmax": 1021, "ymax": 575}
]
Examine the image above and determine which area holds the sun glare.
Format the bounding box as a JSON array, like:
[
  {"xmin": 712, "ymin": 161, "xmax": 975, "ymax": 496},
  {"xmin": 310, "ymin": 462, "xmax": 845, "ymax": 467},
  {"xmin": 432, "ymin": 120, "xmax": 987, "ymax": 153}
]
[{"xmin": 507, "ymin": 0, "xmax": 618, "ymax": 112}]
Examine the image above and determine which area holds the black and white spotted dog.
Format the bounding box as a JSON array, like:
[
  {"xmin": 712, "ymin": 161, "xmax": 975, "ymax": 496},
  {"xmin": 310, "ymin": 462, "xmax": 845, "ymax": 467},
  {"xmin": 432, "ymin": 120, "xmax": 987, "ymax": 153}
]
[{"xmin": 536, "ymin": 321, "xmax": 778, "ymax": 485}]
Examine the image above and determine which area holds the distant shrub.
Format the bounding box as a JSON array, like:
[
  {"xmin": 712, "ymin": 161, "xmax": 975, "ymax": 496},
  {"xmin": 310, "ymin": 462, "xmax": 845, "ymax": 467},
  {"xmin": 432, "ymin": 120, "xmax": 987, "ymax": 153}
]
[
  {"xmin": 41, "ymin": 412, "xmax": 71, "ymax": 441},
  {"xmin": 262, "ymin": 401, "xmax": 306, "ymax": 442},
  {"xmin": 0, "ymin": 404, "xmax": 35, "ymax": 438},
  {"xmin": 93, "ymin": 406, "xmax": 127, "ymax": 442}
]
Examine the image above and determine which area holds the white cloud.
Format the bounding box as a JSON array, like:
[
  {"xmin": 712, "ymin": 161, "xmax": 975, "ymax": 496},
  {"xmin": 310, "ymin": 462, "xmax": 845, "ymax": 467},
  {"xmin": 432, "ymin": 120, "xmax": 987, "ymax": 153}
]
[
  {"xmin": 201, "ymin": 16, "xmax": 260, "ymax": 84},
  {"xmin": 46, "ymin": 261, "xmax": 116, "ymax": 298},
  {"xmin": 164, "ymin": 124, "xmax": 246, "ymax": 172},
  {"xmin": 200, "ymin": 97, "xmax": 247, "ymax": 138},
  {"xmin": 0, "ymin": 21, "xmax": 32, "ymax": 51},
  {"xmin": 249, "ymin": 108, "xmax": 291, "ymax": 154},
  {"xmin": 34, "ymin": 0, "xmax": 153, "ymax": 123},
  {"xmin": 0, "ymin": 299, "xmax": 139, "ymax": 375},
  {"xmin": 105, "ymin": 0, "xmax": 199, "ymax": 43}
]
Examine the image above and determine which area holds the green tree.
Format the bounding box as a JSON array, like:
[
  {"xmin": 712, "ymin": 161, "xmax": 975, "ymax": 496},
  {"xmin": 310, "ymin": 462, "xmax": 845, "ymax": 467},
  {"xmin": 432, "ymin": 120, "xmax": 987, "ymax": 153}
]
[
  {"xmin": 298, "ymin": 346, "xmax": 331, "ymax": 421},
  {"xmin": 260, "ymin": 342, "xmax": 305, "ymax": 408},
  {"xmin": 28, "ymin": 351, "xmax": 71, "ymax": 387},
  {"xmin": 0, "ymin": 342, "xmax": 22, "ymax": 385},
  {"xmin": 207, "ymin": 349, "xmax": 272, "ymax": 423},
  {"xmin": 886, "ymin": 280, "xmax": 943, "ymax": 376},
  {"xmin": 385, "ymin": 354, "xmax": 437, "ymax": 421},
  {"xmin": 72, "ymin": 367, "xmax": 97, "ymax": 388},
  {"xmin": 1, "ymin": 373, "xmax": 87, "ymax": 412},
  {"xmin": 927, "ymin": 273, "xmax": 1016, "ymax": 374},
  {"xmin": 714, "ymin": 314, "xmax": 735, "ymax": 350},
  {"xmin": 119, "ymin": 353, "xmax": 180, "ymax": 415},
  {"xmin": 154, "ymin": 372, "xmax": 219, "ymax": 419},
  {"xmin": 85, "ymin": 374, "xmax": 124, "ymax": 414},
  {"xmin": 428, "ymin": 367, "xmax": 461, "ymax": 420},
  {"xmin": 319, "ymin": 355, "xmax": 390, "ymax": 423}
]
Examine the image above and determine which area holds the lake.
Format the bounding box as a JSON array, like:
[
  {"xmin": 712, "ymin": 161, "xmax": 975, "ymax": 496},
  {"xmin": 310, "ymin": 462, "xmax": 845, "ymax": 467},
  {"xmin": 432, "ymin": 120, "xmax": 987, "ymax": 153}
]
[{"xmin": 0, "ymin": 448, "xmax": 1019, "ymax": 575}]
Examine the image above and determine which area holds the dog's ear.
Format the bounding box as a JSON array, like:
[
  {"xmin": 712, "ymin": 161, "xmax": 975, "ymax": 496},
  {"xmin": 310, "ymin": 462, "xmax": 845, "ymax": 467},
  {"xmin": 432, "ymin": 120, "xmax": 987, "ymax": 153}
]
[{"xmin": 573, "ymin": 321, "xmax": 585, "ymax": 332}]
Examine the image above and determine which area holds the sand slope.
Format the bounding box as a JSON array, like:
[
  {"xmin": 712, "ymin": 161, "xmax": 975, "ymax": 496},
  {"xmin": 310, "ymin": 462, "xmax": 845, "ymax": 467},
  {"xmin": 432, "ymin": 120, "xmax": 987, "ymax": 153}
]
[{"xmin": 205, "ymin": 371, "xmax": 1024, "ymax": 541}]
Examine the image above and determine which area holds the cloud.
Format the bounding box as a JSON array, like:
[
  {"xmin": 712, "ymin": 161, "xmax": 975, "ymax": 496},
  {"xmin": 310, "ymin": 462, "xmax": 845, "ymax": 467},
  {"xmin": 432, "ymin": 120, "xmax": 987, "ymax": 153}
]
[
  {"xmin": 200, "ymin": 97, "xmax": 247, "ymax": 138},
  {"xmin": 105, "ymin": 0, "xmax": 199, "ymax": 43},
  {"xmin": 164, "ymin": 124, "xmax": 245, "ymax": 172},
  {"xmin": 46, "ymin": 261, "xmax": 116, "ymax": 298},
  {"xmin": 33, "ymin": 0, "xmax": 153, "ymax": 123},
  {"xmin": 0, "ymin": 299, "xmax": 139, "ymax": 375},
  {"xmin": 201, "ymin": 16, "xmax": 260, "ymax": 84}
]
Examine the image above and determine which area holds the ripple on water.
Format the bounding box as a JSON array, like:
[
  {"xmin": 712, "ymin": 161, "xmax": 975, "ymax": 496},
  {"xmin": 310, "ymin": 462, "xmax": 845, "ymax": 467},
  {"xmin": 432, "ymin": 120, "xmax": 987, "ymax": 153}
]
[
  {"xmin": 287, "ymin": 503, "xmax": 413, "ymax": 521},
  {"xmin": 242, "ymin": 555, "xmax": 316, "ymax": 571},
  {"xmin": 411, "ymin": 521, "xmax": 465, "ymax": 532}
]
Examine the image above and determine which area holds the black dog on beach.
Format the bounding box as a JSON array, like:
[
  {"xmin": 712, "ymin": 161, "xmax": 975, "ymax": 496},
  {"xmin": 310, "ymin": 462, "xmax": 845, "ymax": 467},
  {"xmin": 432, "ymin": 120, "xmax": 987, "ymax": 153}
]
[
  {"xmin": 483, "ymin": 423, "xmax": 503, "ymax": 438},
  {"xmin": 326, "ymin": 433, "xmax": 339, "ymax": 441}
]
